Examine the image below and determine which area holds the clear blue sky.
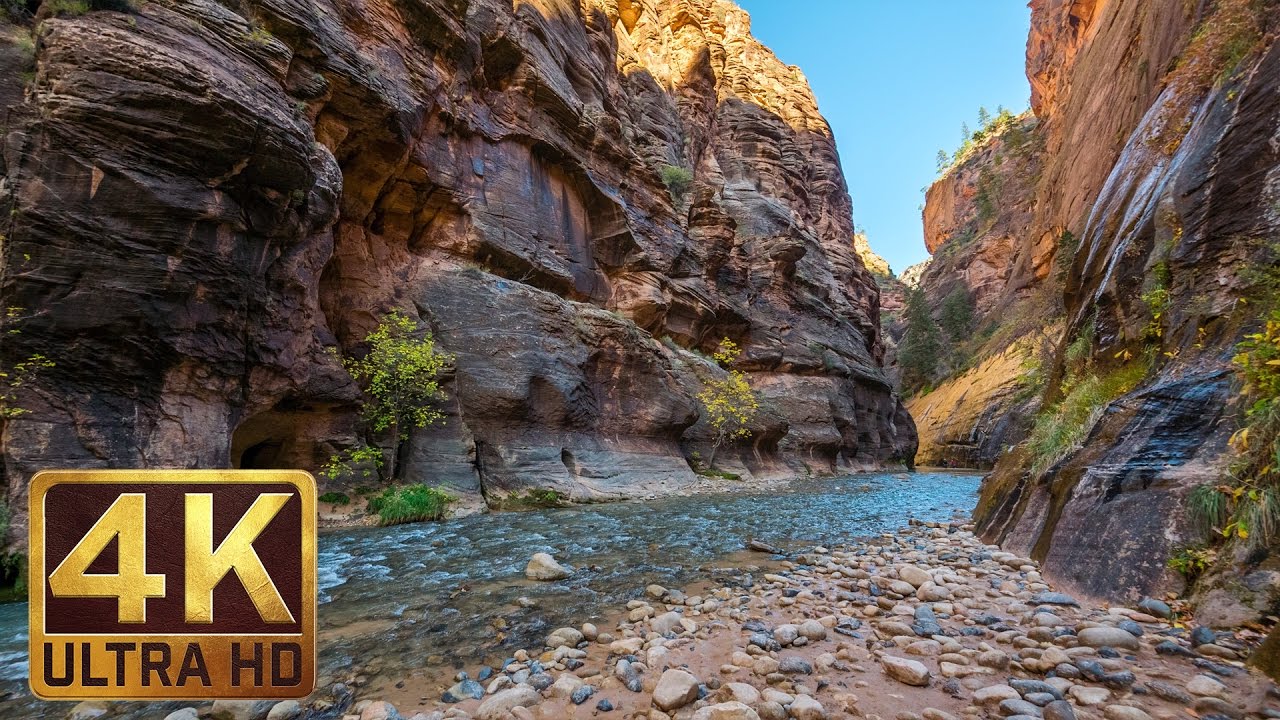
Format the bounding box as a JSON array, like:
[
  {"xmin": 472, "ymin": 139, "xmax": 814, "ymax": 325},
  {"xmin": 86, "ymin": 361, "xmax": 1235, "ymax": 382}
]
[{"xmin": 736, "ymin": 1, "xmax": 1032, "ymax": 275}]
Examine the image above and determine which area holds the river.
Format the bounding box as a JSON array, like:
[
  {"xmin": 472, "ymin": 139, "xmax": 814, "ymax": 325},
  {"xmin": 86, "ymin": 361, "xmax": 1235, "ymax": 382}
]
[{"xmin": 0, "ymin": 470, "xmax": 980, "ymax": 718}]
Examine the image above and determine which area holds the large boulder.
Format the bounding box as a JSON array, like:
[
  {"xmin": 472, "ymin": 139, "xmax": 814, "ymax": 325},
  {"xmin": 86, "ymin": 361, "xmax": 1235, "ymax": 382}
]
[{"xmin": 526, "ymin": 553, "xmax": 572, "ymax": 581}]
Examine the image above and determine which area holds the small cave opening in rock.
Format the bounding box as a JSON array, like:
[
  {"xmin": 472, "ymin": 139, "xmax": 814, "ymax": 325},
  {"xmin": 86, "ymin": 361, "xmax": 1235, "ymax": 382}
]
[
  {"xmin": 230, "ymin": 404, "xmax": 354, "ymax": 472},
  {"xmin": 239, "ymin": 439, "xmax": 284, "ymax": 469}
]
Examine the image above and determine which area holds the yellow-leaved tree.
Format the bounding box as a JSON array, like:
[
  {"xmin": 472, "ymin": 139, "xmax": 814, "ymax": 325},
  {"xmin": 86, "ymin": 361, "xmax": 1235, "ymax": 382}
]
[{"xmin": 697, "ymin": 338, "xmax": 760, "ymax": 470}]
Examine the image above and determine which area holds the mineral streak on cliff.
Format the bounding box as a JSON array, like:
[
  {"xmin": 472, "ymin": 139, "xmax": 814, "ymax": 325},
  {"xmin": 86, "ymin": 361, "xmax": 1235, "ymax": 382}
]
[
  {"xmin": 0, "ymin": 0, "xmax": 917, "ymax": 548},
  {"xmin": 917, "ymin": 0, "xmax": 1280, "ymax": 614}
]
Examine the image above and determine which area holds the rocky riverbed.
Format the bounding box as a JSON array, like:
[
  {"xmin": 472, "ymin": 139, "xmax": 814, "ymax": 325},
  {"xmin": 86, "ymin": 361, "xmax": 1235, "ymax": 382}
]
[{"xmin": 112, "ymin": 517, "xmax": 1277, "ymax": 720}]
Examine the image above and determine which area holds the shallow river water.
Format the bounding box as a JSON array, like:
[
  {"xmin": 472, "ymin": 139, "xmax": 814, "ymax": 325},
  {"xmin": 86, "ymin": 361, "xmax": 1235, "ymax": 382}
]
[{"xmin": 0, "ymin": 470, "xmax": 980, "ymax": 718}]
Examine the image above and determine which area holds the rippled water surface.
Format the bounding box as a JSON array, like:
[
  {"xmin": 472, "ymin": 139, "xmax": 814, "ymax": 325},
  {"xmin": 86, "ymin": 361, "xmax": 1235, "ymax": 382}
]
[{"xmin": 0, "ymin": 471, "xmax": 979, "ymax": 717}]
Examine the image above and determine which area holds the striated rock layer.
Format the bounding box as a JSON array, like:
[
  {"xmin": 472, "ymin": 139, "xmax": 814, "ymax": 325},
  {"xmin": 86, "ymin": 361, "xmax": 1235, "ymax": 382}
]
[
  {"xmin": 903, "ymin": 111, "xmax": 1051, "ymax": 468},
  {"xmin": 0, "ymin": 0, "xmax": 916, "ymax": 547},
  {"xmin": 967, "ymin": 0, "xmax": 1280, "ymax": 610}
]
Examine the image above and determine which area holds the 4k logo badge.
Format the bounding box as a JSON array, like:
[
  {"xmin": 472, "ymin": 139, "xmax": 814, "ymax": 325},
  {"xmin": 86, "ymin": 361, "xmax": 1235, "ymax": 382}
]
[{"xmin": 29, "ymin": 470, "xmax": 316, "ymax": 700}]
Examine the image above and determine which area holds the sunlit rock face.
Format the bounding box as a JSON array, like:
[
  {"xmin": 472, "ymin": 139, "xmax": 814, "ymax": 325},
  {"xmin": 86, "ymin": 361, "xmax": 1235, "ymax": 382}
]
[
  {"xmin": 0, "ymin": 0, "xmax": 916, "ymax": 544},
  {"xmin": 968, "ymin": 0, "xmax": 1280, "ymax": 607}
]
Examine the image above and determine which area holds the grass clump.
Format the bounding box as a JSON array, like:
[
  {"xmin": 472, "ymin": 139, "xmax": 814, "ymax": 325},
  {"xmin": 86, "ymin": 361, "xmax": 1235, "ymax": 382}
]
[
  {"xmin": 45, "ymin": 0, "xmax": 88, "ymax": 15},
  {"xmin": 1026, "ymin": 361, "xmax": 1148, "ymax": 475},
  {"xmin": 521, "ymin": 488, "xmax": 567, "ymax": 507},
  {"xmin": 367, "ymin": 484, "xmax": 456, "ymax": 525},
  {"xmin": 493, "ymin": 488, "xmax": 569, "ymax": 510},
  {"xmin": 242, "ymin": 23, "xmax": 274, "ymax": 47},
  {"xmin": 318, "ymin": 491, "xmax": 351, "ymax": 505}
]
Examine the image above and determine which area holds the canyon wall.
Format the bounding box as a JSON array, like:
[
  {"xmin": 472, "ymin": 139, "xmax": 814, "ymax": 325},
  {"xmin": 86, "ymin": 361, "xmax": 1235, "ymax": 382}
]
[
  {"xmin": 0, "ymin": 0, "xmax": 916, "ymax": 548},
  {"xmin": 911, "ymin": 0, "xmax": 1280, "ymax": 614},
  {"xmin": 906, "ymin": 113, "xmax": 1051, "ymax": 468}
]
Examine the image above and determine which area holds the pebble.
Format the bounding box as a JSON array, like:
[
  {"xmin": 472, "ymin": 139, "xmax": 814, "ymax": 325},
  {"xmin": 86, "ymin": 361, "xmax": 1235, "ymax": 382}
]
[
  {"xmin": 790, "ymin": 694, "xmax": 827, "ymax": 720},
  {"xmin": 1146, "ymin": 680, "xmax": 1192, "ymax": 704},
  {"xmin": 1155, "ymin": 639, "xmax": 1198, "ymax": 657},
  {"xmin": 1187, "ymin": 673, "xmax": 1229, "ymax": 698},
  {"xmin": 779, "ymin": 656, "xmax": 813, "ymax": 674},
  {"xmin": 882, "ymin": 655, "xmax": 931, "ymax": 686},
  {"xmin": 1191, "ymin": 626, "xmax": 1218, "ymax": 647},
  {"xmin": 653, "ymin": 668, "xmax": 701, "ymax": 711},
  {"xmin": 474, "ymin": 686, "xmax": 540, "ymax": 720},
  {"xmin": 1068, "ymin": 685, "xmax": 1110, "ymax": 706},
  {"xmin": 1102, "ymin": 706, "xmax": 1153, "ymax": 720},
  {"xmin": 899, "ymin": 565, "xmax": 933, "ymax": 587},
  {"xmin": 1030, "ymin": 592, "xmax": 1079, "ymax": 607},
  {"xmin": 1137, "ymin": 597, "xmax": 1172, "ymax": 619},
  {"xmin": 1076, "ymin": 627, "xmax": 1140, "ymax": 650},
  {"xmin": 999, "ymin": 698, "xmax": 1042, "ymax": 717},
  {"xmin": 1194, "ymin": 697, "xmax": 1244, "ymax": 720},
  {"xmin": 570, "ymin": 685, "xmax": 595, "ymax": 705},
  {"xmin": 691, "ymin": 701, "xmax": 762, "ymax": 720},
  {"xmin": 358, "ymin": 701, "xmax": 401, "ymax": 720},
  {"xmin": 1042, "ymin": 701, "xmax": 1077, "ymax": 720},
  {"xmin": 266, "ymin": 701, "xmax": 301, "ymax": 720},
  {"xmin": 546, "ymin": 627, "xmax": 584, "ymax": 648},
  {"xmin": 441, "ymin": 679, "xmax": 483, "ymax": 703}
]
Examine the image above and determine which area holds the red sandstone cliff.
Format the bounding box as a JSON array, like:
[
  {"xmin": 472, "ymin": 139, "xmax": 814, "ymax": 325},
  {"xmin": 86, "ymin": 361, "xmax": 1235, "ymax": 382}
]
[
  {"xmin": 0, "ymin": 0, "xmax": 916, "ymax": 549},
  {"xmin": 936, "ymin": 0, "xmax": 1280, "ymax": 617}
]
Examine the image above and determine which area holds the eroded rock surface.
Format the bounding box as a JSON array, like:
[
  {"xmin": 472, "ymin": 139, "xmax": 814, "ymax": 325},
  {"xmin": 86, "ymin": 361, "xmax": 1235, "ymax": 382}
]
[
  {"xmin": 0, "ymin": 0, "xmax": 916, "ymax": 545},
  {"xmin": 905, "ymin": 0, "xmax": 1280, "ymax": 613}
]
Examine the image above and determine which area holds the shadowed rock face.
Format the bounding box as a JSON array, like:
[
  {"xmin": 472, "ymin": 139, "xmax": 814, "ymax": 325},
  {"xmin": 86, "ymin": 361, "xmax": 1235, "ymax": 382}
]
[
  {"xmin": 0, "ymin": 0, "xmax": 915, "ymax": 545},
  {"xmin": 969, "ymin": 0, "xmax": 1280, "ymax": 606}
]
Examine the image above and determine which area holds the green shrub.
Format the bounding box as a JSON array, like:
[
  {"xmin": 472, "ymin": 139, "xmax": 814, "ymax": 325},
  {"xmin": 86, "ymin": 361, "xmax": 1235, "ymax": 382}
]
[
  {"xmin": 0, "ymin": 353, "xmax": 54, "ymax": 419},
  {"xmin": 696, "ymin": 338, "xmax": 760, "ymax": 469},
  {"xmin": 318, "ymin": 491, "xmax": 351, "ymax": 505},
  {"xmin": 242, "ymin": 24, "xmax": 274, "ymax": 47},
  {"xmin": 333, "ymin": 311, "xmax": 452, "ymax": 481},
  {"xmin": 367, "ymin": 484, "xmax": 456, "ymax": 525},
  {"xmin": 1053, "ymin": 230, "xmax": 1079, "ymax": 282},
  {"xmin": 660, "ymin": 165, "xmax": 693, "ymax": 204},
  {"xmin": 1203, "ymin": 312, "xmax": 1280, "ymax": 547},
  {"xmin": 696, "ymin": 467, "xmax": 740, "ymax": 481},
  {"xmin": 321, "ymin": 445, "xmax": 384, "ymax": 483},
  {"xmin": 974, "ymin": 168, "xmax": 1001, "ymax": 223},
  {"xmin": 1167, "ymin": 545, "xmax": 1215, "ymax": 580},
  {"xmin": 496, "ymin": 488, "xmax": 568, "ymax": 509},
  {"xmin": 1013, "ymin": 353, "xmax": 1046, "ymax": 403},
  {"xmin": 939, "ymin": 287, "xmax": 974, "ymax": 342},
  {"xmin": 0, "ymin": 552, "xmax": 26, "ymax": 601}
]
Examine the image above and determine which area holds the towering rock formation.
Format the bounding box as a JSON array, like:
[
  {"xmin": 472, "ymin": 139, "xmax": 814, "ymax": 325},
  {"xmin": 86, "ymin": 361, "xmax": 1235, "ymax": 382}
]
[
  {"xmin": 906, "ymin": 112, "xmax": 1050, "ymax": 468},
  {"xmin": 910, "ymin": 0, "xmax": 1280, "ymax": 614},
  {"xmin": 0, "ymin": 0, "xmax": 915, "ymax": 549}
]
